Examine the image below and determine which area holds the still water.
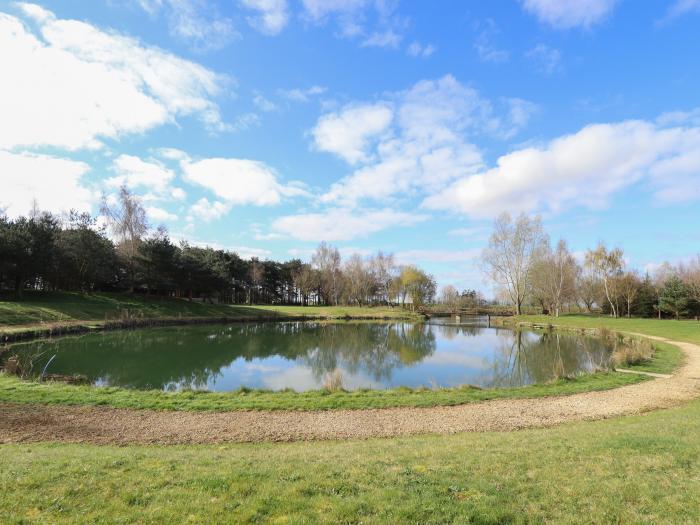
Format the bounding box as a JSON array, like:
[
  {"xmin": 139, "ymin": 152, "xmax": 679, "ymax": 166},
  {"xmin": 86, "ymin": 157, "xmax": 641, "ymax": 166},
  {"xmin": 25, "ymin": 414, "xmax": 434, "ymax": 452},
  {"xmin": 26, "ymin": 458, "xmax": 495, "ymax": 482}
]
[{"xmin": 4, "ymin": 318, "xmax": 616, "ymax": 392}]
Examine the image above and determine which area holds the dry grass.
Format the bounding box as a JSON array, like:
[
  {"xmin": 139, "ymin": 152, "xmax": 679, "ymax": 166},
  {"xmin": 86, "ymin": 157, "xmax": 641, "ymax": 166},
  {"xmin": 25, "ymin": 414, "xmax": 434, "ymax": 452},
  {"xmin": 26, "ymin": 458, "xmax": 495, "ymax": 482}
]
[
  {"xmin": 611, "ymin": 337, "xmax": 655, "ymax": 368},
  {"xmin": 323, "ymin": 369, "xmax": 345, "ymax": 392}
]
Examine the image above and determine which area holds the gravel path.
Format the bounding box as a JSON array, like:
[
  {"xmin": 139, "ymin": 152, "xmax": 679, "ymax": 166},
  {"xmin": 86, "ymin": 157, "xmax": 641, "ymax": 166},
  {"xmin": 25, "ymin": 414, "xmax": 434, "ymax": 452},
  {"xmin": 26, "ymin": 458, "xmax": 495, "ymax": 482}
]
[{"xmin": 2, "ymin": 335, "xmax": 699, "ymax": 445}]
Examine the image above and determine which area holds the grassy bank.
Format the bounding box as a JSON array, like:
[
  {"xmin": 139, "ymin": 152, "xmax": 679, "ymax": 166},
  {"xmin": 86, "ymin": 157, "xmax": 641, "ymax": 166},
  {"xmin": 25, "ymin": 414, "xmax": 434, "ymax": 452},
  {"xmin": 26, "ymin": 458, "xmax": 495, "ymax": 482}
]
[
  {"xmin": 0, "ymin": 292, "xmax": 420, "ymax": 334},
  {"xmin": 0, "ymin": 309, "xmax": 685, "ymax": 411},
  {"xmin": 3, "ymin": 399, "xmax": 700, "ymax": 523},
  {"xmin": 0, "ymin": 371, "xmax": 648, "ymax": 411}
]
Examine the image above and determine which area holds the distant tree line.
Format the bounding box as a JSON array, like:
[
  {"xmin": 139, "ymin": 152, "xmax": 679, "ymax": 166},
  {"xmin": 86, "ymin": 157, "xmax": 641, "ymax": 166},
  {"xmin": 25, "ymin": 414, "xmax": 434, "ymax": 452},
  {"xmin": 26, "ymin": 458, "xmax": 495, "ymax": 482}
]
[
  {"xmin": 0, "ymin": 187, "xmax": 437, "ymax": 308},
  {"xmin": 476, "ymin": 213, "xmax": 700, "ymax": 319}
]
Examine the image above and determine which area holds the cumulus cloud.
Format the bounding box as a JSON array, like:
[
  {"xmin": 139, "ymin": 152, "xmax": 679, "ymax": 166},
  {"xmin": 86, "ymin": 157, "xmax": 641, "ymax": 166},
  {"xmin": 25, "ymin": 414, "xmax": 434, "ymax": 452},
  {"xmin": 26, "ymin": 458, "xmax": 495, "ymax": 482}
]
[
  {"xmin": 271, "ymin": 208, "xmax": 427, "ymax": 241},
  {"xmin": 107, "ymin": 154, "xmax": 176, "ymax": 193},
  {"xmin": 0, "ymin": 5, "xmax": 228, "ymax": 152},
  {"xmin": 315, "ymin": 75, "xmax": 534, "ymax": 206},
  {"xmin": 181, "ymin": 157, "xmax": 307, "ymax": 207},
  {"xmin": 146, "ymin": 206, "xmax": 178, "ymax": 222},
  {"xmin": 239, "ymin": 0, "xmax": 289, "ymax": 35},
  {"xmin": 521, "ymin": 0, "xmax": 618, "ymax": 29},
  {"xmin": 312, "ymin": 103, "xmax": 393, "ymax": 164},
  {"xmin": 186, "ymin": 197, "xmax": 231, "ymax": 222},
  {"xmin": 422, "ymin": 118, "xmax": 700, "ymax": 218},
  {"xmin": 0, "ymin": 151, "xmax": 93, "ymax": 218}
]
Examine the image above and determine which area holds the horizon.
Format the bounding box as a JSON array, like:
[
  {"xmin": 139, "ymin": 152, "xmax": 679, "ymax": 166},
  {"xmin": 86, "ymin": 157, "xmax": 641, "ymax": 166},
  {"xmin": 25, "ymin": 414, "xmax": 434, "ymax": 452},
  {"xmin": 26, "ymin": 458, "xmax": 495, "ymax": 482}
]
[{"xmin": 2, "ymin": 0, "xmax": 700, "ymax": 294}]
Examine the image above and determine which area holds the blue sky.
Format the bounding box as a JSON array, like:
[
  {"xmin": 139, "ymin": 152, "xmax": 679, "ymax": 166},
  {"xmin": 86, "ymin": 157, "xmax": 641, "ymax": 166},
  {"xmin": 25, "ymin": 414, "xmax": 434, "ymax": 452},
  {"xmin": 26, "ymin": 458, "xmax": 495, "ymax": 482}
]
[{"xmin": 1, "ymin": 0, "xmax": 699, "ymax": 293}]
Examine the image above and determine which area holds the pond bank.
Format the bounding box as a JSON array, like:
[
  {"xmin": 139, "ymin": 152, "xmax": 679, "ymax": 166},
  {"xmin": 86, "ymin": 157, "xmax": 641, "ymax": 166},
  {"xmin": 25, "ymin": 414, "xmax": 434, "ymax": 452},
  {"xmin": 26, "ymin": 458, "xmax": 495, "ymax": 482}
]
[{"xmin": 1, "ymin": 331, "xmax": 697, "ymax": 444}]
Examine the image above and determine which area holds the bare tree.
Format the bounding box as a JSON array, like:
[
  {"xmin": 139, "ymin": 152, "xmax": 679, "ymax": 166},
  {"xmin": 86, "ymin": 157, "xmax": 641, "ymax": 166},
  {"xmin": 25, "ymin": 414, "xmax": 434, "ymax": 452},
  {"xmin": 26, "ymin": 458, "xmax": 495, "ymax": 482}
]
[
  {"xmin": 482, "ymin": 213, "xmax": 548, "ymax": 315},
  {"xmin": 440, "ymin": 285, "xmax": 461, "ymax": 313},
  {"xmin": 531, "ymin": 239, "xmax": 579, "ymax": 317},
  {"xmin": 292, "ymin": 264, "xmax": 318, "ymax": 306},
  {"xmin": 652, "ymin": 262, "xmax": 675, "ymax": 319},
  {"xmin": 312, "ymin": 242, "xmax": 342, "ymax": 306},
  {"xmin": 344, "ymin": 254, "xmax": 374, "ymax": 305},
  {"xmin": 618, "ymin": 271, "xmax": 641, "ymax": 318},
  {"xmin": 369, "ymin": 251, "xmax": 396, "ymax": 305},
  {"xmin": 577, "ymin": 270, "xmax": 603, "ymax": 313},
  {"xmin": 100, "ymin": 186, "xmax": 148, "ymax": 290},
  {"xmin": 585, "ymin": 243, "xmax": 624, "ymax": 318}
]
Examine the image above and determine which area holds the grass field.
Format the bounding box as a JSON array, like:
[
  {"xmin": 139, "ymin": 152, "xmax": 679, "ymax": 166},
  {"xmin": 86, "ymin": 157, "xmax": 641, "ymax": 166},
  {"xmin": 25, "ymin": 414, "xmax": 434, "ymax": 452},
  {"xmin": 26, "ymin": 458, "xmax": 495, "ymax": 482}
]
[
  {"xmin": 0, "ymin": 292, "xmax": 419, "ymax": 331},
  {"xmin": 2, "ymin": 400, "xmax": 700, "ymax": 524},
  {"xmin": 1, "ymin": 312, "xmax": 699, "ymax": 523}
]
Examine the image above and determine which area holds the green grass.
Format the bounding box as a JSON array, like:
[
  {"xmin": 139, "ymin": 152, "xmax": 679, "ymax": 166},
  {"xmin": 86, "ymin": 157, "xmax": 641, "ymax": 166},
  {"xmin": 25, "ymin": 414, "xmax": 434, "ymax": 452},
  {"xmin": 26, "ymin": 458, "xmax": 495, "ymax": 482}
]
[
  {"xmin": 512, "ymin": 313, "xmax": 700, "ymax": 345},
  {"xmin": 3, "ymin": 400, "xmax": 700, "ymax": 523},
  {"xmin": 0, "ymin": 291, "xmax": 419, "ymax": 330},
  {"xmin": 0, "ymin": 370, "xmax": 648, "ymax": 411}
]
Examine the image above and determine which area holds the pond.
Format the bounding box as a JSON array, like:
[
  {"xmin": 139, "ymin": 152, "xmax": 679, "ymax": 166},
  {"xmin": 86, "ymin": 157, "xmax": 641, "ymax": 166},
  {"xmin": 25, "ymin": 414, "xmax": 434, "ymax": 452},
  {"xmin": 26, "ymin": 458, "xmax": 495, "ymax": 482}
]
[{"xmin": 2, "ymin": 318, "xmax": 616, "ymax": 392}]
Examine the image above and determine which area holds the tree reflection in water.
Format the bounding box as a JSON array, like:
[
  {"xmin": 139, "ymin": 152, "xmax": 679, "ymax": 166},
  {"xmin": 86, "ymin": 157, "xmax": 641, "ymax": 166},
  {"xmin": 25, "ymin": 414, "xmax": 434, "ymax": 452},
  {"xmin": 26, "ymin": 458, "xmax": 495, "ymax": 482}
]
[{"xmin": 4, "ymin": 320, "xmax": 614, "ymax": 391}]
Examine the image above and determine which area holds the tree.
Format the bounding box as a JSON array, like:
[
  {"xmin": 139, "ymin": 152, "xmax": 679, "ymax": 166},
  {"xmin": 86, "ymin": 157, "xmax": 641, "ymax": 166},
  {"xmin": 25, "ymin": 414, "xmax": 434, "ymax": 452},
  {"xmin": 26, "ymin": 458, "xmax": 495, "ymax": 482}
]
[
  {"xmin": 577, "ymin": 270, "xmax": 602, "ymax": 313},
  {"xmin": 659, "ymin": 276, "xmax": 689, "ymax": 320},
  {"xmin": 678, "ymin": 256, "xmax": 700, "ymax": 312},
  {"xmin": 482, "ymin": 213, "xmax": 548, "ymax": 315},
  {"xmin": 312, "ymin": 242, "xmax": 342, "ymax": 306},
  {"xmin": 55, "ymin": 211, "xmax": 116, "ymax": 292},
  {"xmin": 137, "ymin": 227, "xmax": 177, "ymax": 295},
  {"xmin": 399, "ymin": 266, "xmax": 436, "ymax": 311},
  {"xmin": 652, "ymin": 263, "xmax": 675, "ymax": 319},
  {"xmin": 440, "ymin": 285, "xmax": 461, "ymax": 313},
  {"xmin": 369, "ymin": 251, "xmax": 397, "ymax": 305},
  {"xmin": 101, "ymin": 186, "xmax": 148, "ymax": 291},
  {"xmin": 344, "ymin": 254, "xmax": 374, "ymax": 305},
  {"xmin": 618, "ymin": 271, "xmax": 641, "ymax": 318},
  {"xmin": 293, "ymin": 264, "xmax": 318, "ymax": 306},
  {"xmin": 531, "ymin": 239, "xmax": 579, "ymax": 317},
  {"xmin": 585, "ymin": 243, "xmax": 624, "ymax": 318}
]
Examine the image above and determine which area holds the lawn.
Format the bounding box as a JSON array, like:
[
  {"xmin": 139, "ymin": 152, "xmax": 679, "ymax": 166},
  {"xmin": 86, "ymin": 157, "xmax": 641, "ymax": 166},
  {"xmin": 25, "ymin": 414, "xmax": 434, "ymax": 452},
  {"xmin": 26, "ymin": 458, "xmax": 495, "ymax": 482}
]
[
  {"xmin": 0, "ymin": 291, "xmax": 419, "ymax": 330},
  {"xmin": 1, "ymin": 313, "xmax": 699, "ymax": 522},
  {"xmin": 2, "ymin": 400, "xmax": 700, "ymax": 524}
]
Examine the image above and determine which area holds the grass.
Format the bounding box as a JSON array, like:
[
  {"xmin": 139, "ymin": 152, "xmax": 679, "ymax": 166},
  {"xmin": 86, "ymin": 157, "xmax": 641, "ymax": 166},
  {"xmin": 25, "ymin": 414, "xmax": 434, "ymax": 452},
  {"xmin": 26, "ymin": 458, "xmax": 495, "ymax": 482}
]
[
  {"xmin": 0, "ymin": 291, "xmax": 420, "ymax": 333},
  {"xmin": 3, "ymin": 400, "xmax": 700, "ymax": 523},
  {"xmin": 0, "ymin": 370, "xmax": 648, "ymax": 411},
  {"xmin": 1, "ymin": 313, "xmax": 698, "ymax": 522},
  {"xmin": 511, "ymin": 313, "xmax": 700, "ymax": 345}
]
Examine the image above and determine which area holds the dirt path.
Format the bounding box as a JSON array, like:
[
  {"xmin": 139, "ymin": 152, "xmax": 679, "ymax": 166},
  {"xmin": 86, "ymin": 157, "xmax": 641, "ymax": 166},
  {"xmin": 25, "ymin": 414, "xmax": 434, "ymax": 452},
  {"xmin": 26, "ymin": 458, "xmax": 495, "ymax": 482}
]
[{"xmin": 2, "ymin": 335, "xmax": 699, "ymax": 445}]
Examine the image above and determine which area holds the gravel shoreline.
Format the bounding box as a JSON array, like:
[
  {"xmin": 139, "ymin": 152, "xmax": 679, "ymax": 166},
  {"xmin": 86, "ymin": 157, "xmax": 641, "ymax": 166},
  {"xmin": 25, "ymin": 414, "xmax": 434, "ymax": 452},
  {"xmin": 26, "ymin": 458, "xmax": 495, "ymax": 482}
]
[{"xmin": 1, "ymin": 334, "xmax": 698, "ymax": 445}]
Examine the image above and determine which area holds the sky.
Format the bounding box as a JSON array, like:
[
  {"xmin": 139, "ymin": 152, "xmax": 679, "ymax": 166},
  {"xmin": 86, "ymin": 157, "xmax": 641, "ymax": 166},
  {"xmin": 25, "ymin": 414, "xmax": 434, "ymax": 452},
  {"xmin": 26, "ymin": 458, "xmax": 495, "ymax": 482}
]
[{"xmin": 1, "ymin": 0, "xmax": 699, "ymax": 294}]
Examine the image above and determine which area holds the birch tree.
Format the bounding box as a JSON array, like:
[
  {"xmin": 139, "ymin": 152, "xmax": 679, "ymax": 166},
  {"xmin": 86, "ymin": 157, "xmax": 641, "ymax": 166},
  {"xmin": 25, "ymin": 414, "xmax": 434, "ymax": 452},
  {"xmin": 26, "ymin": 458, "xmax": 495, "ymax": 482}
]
[
  {"xmin": 585, "ymin": 243, "xmax": 624, "ymax": 318},
  {"xmin": 482, "ymin": 213, "xmax": 548, "ymax": 316}
]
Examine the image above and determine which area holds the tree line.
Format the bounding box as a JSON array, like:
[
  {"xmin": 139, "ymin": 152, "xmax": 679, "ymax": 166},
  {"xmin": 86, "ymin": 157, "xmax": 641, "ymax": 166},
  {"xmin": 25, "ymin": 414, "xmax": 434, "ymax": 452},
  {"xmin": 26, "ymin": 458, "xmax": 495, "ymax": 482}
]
[
  {"xmin": 0, "ymin": 187, "xmax": 436, "ymax": 308},
  {"xmin": 477, "ymin": 213, "xmax": 700, "ymax": 319}
]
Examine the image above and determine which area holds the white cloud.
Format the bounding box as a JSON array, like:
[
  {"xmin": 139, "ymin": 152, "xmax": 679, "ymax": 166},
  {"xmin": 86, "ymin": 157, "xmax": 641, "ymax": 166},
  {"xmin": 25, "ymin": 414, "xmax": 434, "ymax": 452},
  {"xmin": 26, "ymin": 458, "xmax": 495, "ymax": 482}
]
[
  {"xmin": 0, "ymin": 6, "xmax": 227, "ymax": 152},
  {"xmin": 271, "ymin": 208, "xmax": 427, "ymax": 241},
  {"xmin": 312, "ymin": 103, "xmax": 393, "ymax": 164},
  {"xmin": 407, "ymin": 41, "xmax": 435, "ymax": 58},
  {"xmin": 423, "ymin": 117, "xmax": 700, "ymax": 218},
  {"xmin": 316, "ymin": 76, "xmax": 532, "ymax": 206},
  {"xmin": 182, "ymin": 158, "xmax": 307, "ymax": 206},
  {"xmin": 278, "ymin": 85, "xmax": 327, "ymax": 102},
  {"xmin": 240, "ymin": 0, "xmax": 289, "ymax": 35},
  {"xmin": 107, "ymin": 154, "xmax": 175, "ymax": 192},
  {"xmin": 521, "ymin": 0, "xmax": 618, "ymax": 29},
  {"xmin": 146, "ymin": 206, "xmax": 178, "ymax": 222},
  {"xmin": 301, "ymin": 0, "xmax": 403, "ymax": 44},
  {"xmin": 526, "ymin": 44, "xmax": 562, "ymax": 75},
  {"xmin": 361, "ymin": 30, "xmax": 401, "ymax": 48},
  {"xmin": 229, "ymin": 245, "xmax": 273, "ymax": 259},
  {"xmin": 0, "ymin": 151, "xmax": 93, "ymax": 218},
  {"xmin": 253, "ymin": 92, "xmax": 278, "ymax": 112},
  {"xmin": 187, "ymin": 198, "xmax": 231, "ymax": 222},
  {"xmin": 136, "ymin": 0, "xmax": 237, "ymax": 50}
]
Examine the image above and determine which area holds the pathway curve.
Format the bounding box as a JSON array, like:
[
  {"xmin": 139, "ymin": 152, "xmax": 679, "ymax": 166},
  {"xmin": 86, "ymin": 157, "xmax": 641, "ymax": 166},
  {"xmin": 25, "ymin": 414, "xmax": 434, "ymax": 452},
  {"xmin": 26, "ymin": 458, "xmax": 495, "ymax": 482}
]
[{"xmin": 2, "ymin": 334, "xmax": 699, "ymax": 444}]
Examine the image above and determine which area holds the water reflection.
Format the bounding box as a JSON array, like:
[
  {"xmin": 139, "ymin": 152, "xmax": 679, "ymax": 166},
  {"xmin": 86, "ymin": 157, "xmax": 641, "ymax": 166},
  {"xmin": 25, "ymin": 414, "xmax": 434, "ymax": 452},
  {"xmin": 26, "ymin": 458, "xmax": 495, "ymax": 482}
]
[{"xmin": 3, "ymin": 319, "xmax": 615, "ymax": 392}]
